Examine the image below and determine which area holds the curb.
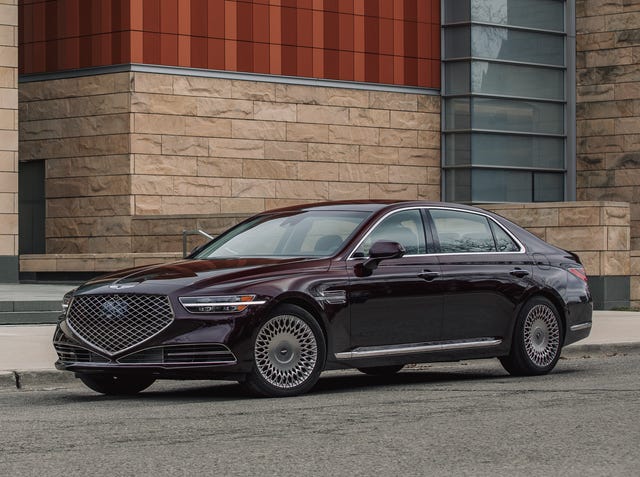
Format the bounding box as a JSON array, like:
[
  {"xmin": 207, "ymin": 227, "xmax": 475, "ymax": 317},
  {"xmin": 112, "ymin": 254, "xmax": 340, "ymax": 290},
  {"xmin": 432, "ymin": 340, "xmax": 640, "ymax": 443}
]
[{"xmin": 2, "ymin": 342, "xmax": 640, "ymax": 390}]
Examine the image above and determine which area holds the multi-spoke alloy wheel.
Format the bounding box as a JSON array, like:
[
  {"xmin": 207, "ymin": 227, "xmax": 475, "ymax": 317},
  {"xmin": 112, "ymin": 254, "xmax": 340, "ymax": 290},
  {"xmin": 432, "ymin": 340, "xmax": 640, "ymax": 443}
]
[
  {"xmin": 500, "ymin": 297, "xmax": 563, "ymax": 376},
  {"xmin": 243, "ymin": 304, "xmax": 325, "ymax": 397},
  {"xmin": 523, "ymin": 304, "xmax": 560, "ymax": 367},
  {"xmin": 255, "ymin": 314, "xmax": 318, "ymax": 388}
]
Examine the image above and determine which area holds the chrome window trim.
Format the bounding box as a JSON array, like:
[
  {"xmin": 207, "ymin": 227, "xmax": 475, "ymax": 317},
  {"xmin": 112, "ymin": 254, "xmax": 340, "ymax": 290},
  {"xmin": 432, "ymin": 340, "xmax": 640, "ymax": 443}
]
[
  {"xmin": 335, "ymin": 338, "xmax": 502, "ymax": 360},
  {"xmin": 346, "ymin": 206, "xmax": 526, "ymax": 261}
]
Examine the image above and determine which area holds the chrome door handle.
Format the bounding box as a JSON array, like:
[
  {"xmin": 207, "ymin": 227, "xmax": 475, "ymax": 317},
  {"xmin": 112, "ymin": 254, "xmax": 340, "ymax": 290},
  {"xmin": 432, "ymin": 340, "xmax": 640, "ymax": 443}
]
[
  {"xmin": 510, "ymin": 268, "xmax": 530, "ymax": 278},
  {"xmin": 419, "ymin": 271, "xmax": 439, "ymax": 281}
]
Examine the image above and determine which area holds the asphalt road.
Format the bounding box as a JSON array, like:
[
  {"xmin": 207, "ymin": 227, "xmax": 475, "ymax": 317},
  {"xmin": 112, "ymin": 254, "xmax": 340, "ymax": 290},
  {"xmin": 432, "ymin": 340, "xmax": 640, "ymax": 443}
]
[{"xmin": 1, "ymin": 354, "xmax": 638, "ymax": 477}]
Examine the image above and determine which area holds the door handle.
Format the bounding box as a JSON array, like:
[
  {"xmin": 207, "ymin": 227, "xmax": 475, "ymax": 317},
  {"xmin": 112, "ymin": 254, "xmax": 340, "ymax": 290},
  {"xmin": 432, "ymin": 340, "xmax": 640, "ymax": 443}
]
[
  {"xmin": 419, "ymin": 270, "xmax": 439, "ymax": 281},
  {"xmin": 510, "ymin": 268, "xmax": 530, "ymax": 278}
]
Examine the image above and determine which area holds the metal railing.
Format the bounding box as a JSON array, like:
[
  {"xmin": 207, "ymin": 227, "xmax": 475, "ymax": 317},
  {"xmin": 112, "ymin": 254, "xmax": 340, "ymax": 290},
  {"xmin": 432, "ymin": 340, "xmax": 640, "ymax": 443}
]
[{"xmin": 182, "ymin": 229, "xmax": 214, "ymax": 257}]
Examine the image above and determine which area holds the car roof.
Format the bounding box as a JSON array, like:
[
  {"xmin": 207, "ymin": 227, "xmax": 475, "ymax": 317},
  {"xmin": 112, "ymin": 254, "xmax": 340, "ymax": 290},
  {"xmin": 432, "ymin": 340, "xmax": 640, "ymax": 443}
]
[{"xmin": 258, "ymin": 200, "xmax": 486, "ymax": 215}]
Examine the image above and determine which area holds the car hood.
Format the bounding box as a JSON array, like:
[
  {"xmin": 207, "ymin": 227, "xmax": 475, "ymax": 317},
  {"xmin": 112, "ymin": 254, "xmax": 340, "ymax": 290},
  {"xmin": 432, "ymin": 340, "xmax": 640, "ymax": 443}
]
[{"xmin": 75, "ymin": 257, "xmax": 331, "ymax": 295}]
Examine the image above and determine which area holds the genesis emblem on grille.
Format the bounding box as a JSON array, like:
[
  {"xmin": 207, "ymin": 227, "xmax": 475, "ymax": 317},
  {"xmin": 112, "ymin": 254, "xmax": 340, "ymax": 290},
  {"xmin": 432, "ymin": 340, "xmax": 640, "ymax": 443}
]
[{"xmin": 67, "ymin": 294, "xmax": 174, "ymax": 356}]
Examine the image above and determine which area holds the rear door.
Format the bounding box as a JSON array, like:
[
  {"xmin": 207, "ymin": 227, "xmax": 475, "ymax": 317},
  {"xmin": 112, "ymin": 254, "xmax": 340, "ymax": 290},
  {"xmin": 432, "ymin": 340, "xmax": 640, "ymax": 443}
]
[{"xmin": 427, "ymin": 208, "xmax": 534, "ymax": 342}]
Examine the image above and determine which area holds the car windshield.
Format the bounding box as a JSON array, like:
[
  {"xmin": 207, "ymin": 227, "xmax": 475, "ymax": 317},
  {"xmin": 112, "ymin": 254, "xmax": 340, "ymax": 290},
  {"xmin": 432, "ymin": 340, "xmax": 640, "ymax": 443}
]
[{"xmin": 194, "ymin": 210, "xmax": 372, "ymax": 258}]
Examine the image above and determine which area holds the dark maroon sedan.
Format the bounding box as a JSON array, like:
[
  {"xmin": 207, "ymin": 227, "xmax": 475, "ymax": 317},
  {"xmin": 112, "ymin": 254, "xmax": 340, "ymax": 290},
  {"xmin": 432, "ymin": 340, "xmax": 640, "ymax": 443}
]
[{"xmin": 54, "ymin": 201, "xmax": 592, "ymax": 397}]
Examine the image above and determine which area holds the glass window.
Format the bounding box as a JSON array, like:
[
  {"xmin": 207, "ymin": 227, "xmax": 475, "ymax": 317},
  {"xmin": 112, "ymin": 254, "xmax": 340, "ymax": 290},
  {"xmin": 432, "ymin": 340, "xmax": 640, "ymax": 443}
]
[
  {"xmin": 197, "ymin": 211, "xmax": 370, "ymax": 258},
  {"xmin": 471, "ymin": 25, "xmax": 565, "ymax": 66},
  {"xmin": 445, "ymin": 98, "xmax": 471, "ymax": 130},
  {"xmin": 489, "ymin": 220, "xmax": 520, "ymax": 252},
  {"xmin": 445, "ymin": 62, "xmax": 471, "ymax": 95},
  {"xmin": 534, "ymin": 172, "xmax": 564, "ymax": 201},
  {"xmin": 473, "ymin": 169, "xmax": 533, "ymax": 202},
  {"xmin": 471, "ymin": 0, "xmax": 565, "ymax": 32},
  {"xmin": 444, "ymin": 26, "xmax": 471, "ymax": 59},
  {"xmin": 445, "ymin": 0, "xmax": 471, "ymax": 23},
  {"xmin": 444, "ymin": 169, "xmax": 472, "ymax": 202},
  {"xmin": 473, "ymin": 97, "xmax": 564, "ymax": 135},
  {"xmin": 472, "ymin": 133, "xmax": 565, "ymax": 169},
  {"xmin": 472, "ymin": 61, "xmax": 564, "ymax": 100},
  {"xmin": 444, "ymin": 133, "xmax": 472, "ymax": 166},
  {"xmin": 354, "ymin": 209, "xmax": 426, "ymax": 257},
  {"xmin": 430, "ymin": 209, "xmax": 496, "ymax": 253}
]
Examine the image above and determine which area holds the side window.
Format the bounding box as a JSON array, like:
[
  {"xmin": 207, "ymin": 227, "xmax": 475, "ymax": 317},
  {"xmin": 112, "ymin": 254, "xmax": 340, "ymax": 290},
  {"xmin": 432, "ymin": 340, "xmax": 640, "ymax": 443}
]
[
  {"xmin": 489, "ymin": 220, "xmax": 520, "ymax": 252},
  {"xmin": 354, "ymin": 209, "xmax": 426, "ymax": 257},
  {"xmin": 430, "ymin": 209, "xmax": 496, "ymax": 253}
]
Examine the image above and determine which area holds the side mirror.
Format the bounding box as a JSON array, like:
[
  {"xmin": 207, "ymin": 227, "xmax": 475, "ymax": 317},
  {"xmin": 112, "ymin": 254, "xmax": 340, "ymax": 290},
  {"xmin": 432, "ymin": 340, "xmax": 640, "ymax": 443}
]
[{"xmin": 354, "ymin": 240, "xmax": 405, "ymax": 277}]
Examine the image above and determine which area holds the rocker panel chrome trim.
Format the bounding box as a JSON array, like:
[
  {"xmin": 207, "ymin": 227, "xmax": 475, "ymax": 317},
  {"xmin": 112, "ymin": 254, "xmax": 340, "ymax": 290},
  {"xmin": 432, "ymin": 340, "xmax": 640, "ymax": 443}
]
[
  {"xmin": 335, "ymin": 338, "xmax": 502, "ymax": 359},
  {"xmin": 569, "ymin": 322, "xmax": 592, "ymax": 332}
]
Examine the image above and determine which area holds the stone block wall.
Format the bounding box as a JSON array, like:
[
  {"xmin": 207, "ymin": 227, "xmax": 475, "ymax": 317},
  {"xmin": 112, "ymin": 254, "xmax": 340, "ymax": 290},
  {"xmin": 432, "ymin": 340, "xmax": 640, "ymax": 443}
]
[
  {"xmin": 19, "ymin": 73, "xmax": 133, "ymax": 254},
  {"xmin": 0, "ymin": 0, "xmax": 17, "ymax": 281},
  {"xmin": 19, "ymin": 69, "xmax": 440, "ymax": 256},
  {"xmin": 576, "ymin": 0, "xmax": 640, "ymax": 248}
]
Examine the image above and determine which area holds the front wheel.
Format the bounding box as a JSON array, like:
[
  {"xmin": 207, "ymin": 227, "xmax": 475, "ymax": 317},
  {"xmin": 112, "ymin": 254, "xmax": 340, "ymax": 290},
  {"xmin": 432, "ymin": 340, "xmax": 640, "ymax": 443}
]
[
  {"xmin": 242, "ymin": 304, "xmax": 326, "ymax": 397},
  {"xmin": 78, "ymin": 374, "xmax": 155, "ymax": 395},
  {"xmin": 500, "ymin": 297, "xmax": 563, "ymax": 376}
]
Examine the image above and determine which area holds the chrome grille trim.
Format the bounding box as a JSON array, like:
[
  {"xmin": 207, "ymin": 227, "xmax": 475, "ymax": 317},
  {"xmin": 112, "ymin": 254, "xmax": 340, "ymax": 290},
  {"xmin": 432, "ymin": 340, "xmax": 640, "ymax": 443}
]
[
  {"xmin": 66, "ymin": 294, "xmax": 174, "ymax": 356},
  {"xmin": 117, "ymin": 344, "xmax": 237, "ymax": 365},
  {"xmin": 54, "ymin": 342, "xmax": 110, "ymax": 364}
]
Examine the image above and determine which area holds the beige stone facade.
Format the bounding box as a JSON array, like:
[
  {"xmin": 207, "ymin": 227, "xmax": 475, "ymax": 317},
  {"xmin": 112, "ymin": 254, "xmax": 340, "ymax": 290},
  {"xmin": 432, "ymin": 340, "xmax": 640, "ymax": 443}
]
[
  {"xmin": 482, "ymin": 202, "xmax": 631, "ymax": 277},
  {"xmin": 576, "ymin": 0, "xmax": 640, "ymax": 248},
  {"xmin": 0, "ymin": 0, "xmax": 17, "ymax": 280},
  {"xmin": 19, "ymin": 71, "xmax": 441, "ymax": 256}
]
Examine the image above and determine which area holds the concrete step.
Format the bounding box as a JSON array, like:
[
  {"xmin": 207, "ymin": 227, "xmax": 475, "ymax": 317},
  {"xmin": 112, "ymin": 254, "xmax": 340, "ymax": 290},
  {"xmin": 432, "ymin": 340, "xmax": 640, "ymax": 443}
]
[{"xmin": 0, "ymin": 301, "xmax": 62, "ymax": 325}]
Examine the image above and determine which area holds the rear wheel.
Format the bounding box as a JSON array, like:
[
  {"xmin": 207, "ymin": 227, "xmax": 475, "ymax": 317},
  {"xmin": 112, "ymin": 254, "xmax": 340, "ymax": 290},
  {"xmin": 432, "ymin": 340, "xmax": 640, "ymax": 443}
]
[
  {"xmin": 500, "ymin": 296, "xmax": 563, "ymax": 376},
  {"xmin": 242, "ymin": 304, "xmax": 325, "ymax": 397},
  {"xmin": 357, "ymin": 365, "xmax": 404, "ymax": 376},
  {"xmin": 78, "ymin": 374, "xmax": 155, "ymax": 395}
]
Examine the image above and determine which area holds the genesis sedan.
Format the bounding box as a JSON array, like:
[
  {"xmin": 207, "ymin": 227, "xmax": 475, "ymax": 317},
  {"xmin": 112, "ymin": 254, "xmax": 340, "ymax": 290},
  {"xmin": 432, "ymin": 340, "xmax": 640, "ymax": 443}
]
[{"xmin": 54, "ymin": 201, "xmax": 592, "ymax": 397}]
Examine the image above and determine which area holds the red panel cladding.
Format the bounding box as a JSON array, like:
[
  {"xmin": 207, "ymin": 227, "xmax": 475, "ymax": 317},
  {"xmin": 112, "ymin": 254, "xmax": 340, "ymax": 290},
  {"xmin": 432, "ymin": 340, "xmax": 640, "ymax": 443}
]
[
  {"xmin": 143, "ymin": 31, "xmax": 161, "ymax": 64},
  {"xmin": 160, "ymin": 0, "xmax": 178, "ymax": 34},
  {"xmin": 143, "ymin": 0, "xmax": 161, "ymax": 32},
  {"xmin": 339, "ymin": 50, "xmax": 354, "ymax": 81},
  {"xmin": 379, "ymin": 17, "xmax": 393, "ymax": 56},
  {"xmin": 324, "ymin": 48, "xmax": 339, "ymax": 80},
  {"xmin": 191, "ymin": 0, "xmax": 208, "ymax": 37},
  {"xmin": 297, "ymin": 7, "xmax": 313, "ymax": 48},
  {"xmin": 19, "ymin": 0, "xmax": 441, "ymax": 88},
  {"xmin": 236, "ymin": 40, "xmax": 253, "ymax": 72},
  {"xmin": 297, "ymin": 46, "xmax": 313, "ymax": 77},
  {"xmin": 379, "ymin": 53, "xmax": 393, "ymax": 84},
  {"xmin": 338, "ymin": 13, "xmax": 353, "ymax": 52},
  {"xmin": 208, "ymin": 37, "xmax": 225, "ymax": 69},
  {"xmin": 323, "ymin": 10, "xmax": 339, "ymax": 51},
  {"xmin": 364, "ymin": 52, "xmax": 378, "ymax": 83},
  {"xmin": 253, "ymin": 42, "xmax": 270, "ymax": 74},
  {"xmin": 160, "ymin": 33, "xmax": 178, "ymax": 64},
  {"xmin": 281, "ymin": 6, "xmax": 297, "ymax": 46},
  {"xmin": 208, "ymin": 0, "xmax": 225, "ymax": 38},
  {"xmin": 253, "ymin": 3, "xmax": 269, "ymax": 44},
  {"xmin": 191, "ymin": 36, "xmax": 208, "ymax": 68},
  {"xmin": 281, "ymin": 45, "xmax": 297, "ymax": 76},
  {"xmin": 236, "ymin": 1, "xmax": 252, "ymax": 42}
]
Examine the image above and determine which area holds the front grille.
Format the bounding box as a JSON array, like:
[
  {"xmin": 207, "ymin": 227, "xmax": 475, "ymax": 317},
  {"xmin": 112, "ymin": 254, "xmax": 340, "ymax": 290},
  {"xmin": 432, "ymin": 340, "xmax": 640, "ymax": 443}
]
[
  {"xmin": 118, "ymin": 344, "xmax": 237, "ymax": 364},
  {"xmin": 67, "ymin": 294, "xmax": 174, "ymax": 355},
  {"xmin": 54, "ymin": 342, "xmax": 110, "ymax": 364}
]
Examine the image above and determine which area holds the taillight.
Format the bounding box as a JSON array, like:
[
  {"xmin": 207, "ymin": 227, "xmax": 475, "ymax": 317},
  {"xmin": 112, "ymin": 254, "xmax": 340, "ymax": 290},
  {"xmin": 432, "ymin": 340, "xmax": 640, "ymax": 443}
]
[{"xmin": 568, "ymin": 267, "xmax": 588, "ymax": 282}]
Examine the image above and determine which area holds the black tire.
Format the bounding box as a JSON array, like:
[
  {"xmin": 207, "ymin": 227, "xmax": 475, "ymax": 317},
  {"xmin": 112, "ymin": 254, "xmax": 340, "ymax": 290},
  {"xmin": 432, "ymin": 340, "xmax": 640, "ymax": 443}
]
[
  {"xmin": 500, "ymin": 296, "xmax": 563, "ymax": 376},
  {"xmin": 78, "ymin": 374, "xmax": 155, "ymax": 395},
  {"xmin": 242, "ymin": 304, "xmax": 326, "ymax": 397},
  {"xmin": 357, "ymin": 365, "xmax": 404, "ymax": 376}
]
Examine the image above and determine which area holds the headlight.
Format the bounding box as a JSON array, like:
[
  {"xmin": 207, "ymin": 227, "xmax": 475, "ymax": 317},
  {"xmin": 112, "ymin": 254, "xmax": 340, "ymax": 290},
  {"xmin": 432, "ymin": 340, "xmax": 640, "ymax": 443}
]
[
  {"xmin": 61, "ymin": 288, "xmax": 77, "ymax": 315},
  {"xmin": 179, "ymin": 295, "xmax": 266, "ymax": 314}
]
